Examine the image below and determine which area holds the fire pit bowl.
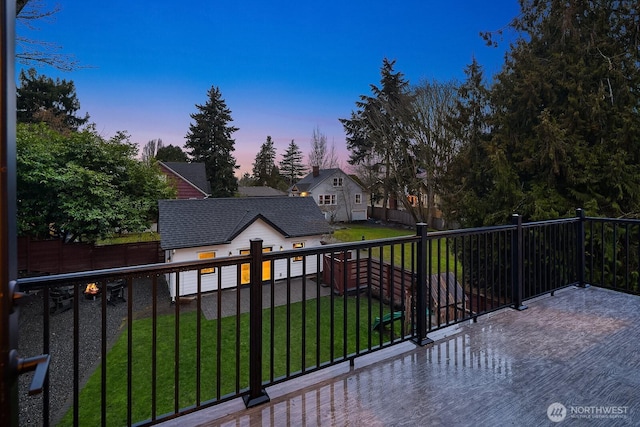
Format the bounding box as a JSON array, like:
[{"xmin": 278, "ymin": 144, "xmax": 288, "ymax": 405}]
[{"xmin": 83, "ymin": 282, "xmax": 100, "ymax": 300}]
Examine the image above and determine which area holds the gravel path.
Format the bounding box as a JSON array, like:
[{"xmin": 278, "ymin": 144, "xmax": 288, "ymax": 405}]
[{"xmin": 17, "ymin": 276, "xmax": 173, "ymax": 426}]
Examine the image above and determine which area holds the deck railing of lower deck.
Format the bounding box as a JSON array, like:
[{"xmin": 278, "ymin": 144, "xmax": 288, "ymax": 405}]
[{"xmin": 14, "ymin": 212, "xmax": 639, "ymax": 426}]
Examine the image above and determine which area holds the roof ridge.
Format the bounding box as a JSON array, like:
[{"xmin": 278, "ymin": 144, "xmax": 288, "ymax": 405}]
[{"xmin": 228, "ymin": 209, "xmax": 255, "ymax": 237}]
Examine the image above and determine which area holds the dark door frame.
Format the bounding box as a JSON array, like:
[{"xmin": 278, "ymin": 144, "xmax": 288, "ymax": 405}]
[{"xmin": 1, "ymin": 0, "xmax": 19, "ymax": 425}]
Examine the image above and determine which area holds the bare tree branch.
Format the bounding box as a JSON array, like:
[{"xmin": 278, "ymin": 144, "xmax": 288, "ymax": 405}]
[{"xmin": 16, "ymin": 1, "xmax": 87, "ymax": 71}]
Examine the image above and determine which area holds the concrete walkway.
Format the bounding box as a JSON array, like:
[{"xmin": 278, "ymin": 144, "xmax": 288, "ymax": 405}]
[{"xmin": 199, "ymin": 277, "xmax": 333, "ymax": 320}]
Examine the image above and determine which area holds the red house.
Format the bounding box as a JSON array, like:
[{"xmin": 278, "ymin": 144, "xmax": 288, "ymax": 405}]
[{"xmin": 158, "ymin": 162, "xmax": 211, "ymax": 199}]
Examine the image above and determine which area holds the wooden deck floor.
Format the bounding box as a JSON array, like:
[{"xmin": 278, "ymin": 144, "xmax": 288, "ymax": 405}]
[{"xmin": 161, "ymin": 286, "xmax": 640, "ymax": 426}]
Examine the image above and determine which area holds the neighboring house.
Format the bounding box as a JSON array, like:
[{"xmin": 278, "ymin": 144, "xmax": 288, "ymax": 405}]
[
  {"xmin": 237, "ymin": 186, "xmax": 286, "ymax": 197},
  {"xmin": 289, "ymin": 167, "xmax": 368, "ymax": 222},
  {"xmin": 158, "ymin": 161, "xmax": 211, "ymax": 199},
  {"xmin": 158, "ymin": 197, "xmax": 332, "ymax": 299}
]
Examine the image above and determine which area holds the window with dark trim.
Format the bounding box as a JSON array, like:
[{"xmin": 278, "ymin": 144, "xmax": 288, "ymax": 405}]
[
  {"xmin": 198, "ymin": 251, "xmax": 215, "ymax": 274},
  {"xmin": 292, "ymin": 242, "xmax": 304, "ymax": 261},
  {"xmin": 318, "ymin": 194, "xmax": 336, "ymax": 205}
]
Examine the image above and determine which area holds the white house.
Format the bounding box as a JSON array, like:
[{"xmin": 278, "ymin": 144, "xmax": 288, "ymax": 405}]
[
  {"xmin": 289, "ymin": 167, "xmax": 368, "ymax": 222},
  {"xmin": 158, "ymin": 197, "xmax": 333, "ymax": 299}
]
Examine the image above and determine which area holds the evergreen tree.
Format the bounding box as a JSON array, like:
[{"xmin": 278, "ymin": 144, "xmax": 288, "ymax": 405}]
[
  {"xmin": 238, "ymin": 172, "xmax": 254, "ymax": 186},
  {"xmin": 488, "ymin": 0, "xmax": 640, "ymax": 220},
  {"xmin": 252, "ymin": 136, "xmax": 277, "ymax": 185},
  {"xmin": 444, "ymin": 58, "xmax": 511, "ymax": 226},
  {"xmin": 279, "ymin": 139, "xmax": 306, "ymax": 185},
  {"xmin": 17, "ymin": 68, "xmax": 89, "ymax": 133},
  {"xmin": 267, "ymin": 165, "xmax": 287, "ymax": 191},
  {"xmin": 184, "ymin": 86, "xmax": 239, "ymax": 197},
  {"xmin": 340, "ymin": 58, "xmax": 414, "ymax": 210}
]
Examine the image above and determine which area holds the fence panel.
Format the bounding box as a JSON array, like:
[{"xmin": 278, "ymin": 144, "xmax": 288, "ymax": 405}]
[{"xmin": 18, "ymin": 238, "xmax": 162, "ymax": 275}]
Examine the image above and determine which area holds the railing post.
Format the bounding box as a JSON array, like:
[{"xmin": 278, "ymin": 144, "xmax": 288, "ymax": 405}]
[
  {"xmin": 243, "ymin": 239, "xmax": 270, "ymax": 408},
  {"xmin": 575, "ymin": 208, "xmax": 589, "ymax": 288},
  {"xmin": 511, "ymin": 215, "xmax": 527, "ymax": 311},
  {"xmin": 413, "ymin": 223, "xmax": 433, "ymax": 346}
]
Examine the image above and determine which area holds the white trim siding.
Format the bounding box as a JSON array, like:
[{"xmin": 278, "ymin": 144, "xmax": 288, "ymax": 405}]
[{"xmin": 166, "ymin": 218, "xmax": 324, "ymax": 298}]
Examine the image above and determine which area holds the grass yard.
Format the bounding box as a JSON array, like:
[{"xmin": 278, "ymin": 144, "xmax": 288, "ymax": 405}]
[
  {"xmin": 333, "ymin": 223, "xmax": 414, "ymax": 241},
  {"xmin": 96, "ymin": 232, "xmax": 160, "ymax": 246},
  {"xmin": 59, "ymin": 295, "xmax": 401, "ymax": 426},
  {"xmin": 334, "ymin": 223, "xmax": 461, "ymax": 275}
]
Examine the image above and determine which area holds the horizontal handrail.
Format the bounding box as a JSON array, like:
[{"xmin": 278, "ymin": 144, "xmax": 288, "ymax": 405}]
[
  {"xmin": 428, "ymin": 224, "xmax": 515, "ymax": 238},
  {"xmin": 587, "ymin": 216, "xmax": 640, "ymax": 225},
  {"xmin": 17, "ymin": 235, "xmax": 422, "ymax": 291},
  {"xmin": 522, "ymin": 217, "xmax": 578, "ymax": 228}
]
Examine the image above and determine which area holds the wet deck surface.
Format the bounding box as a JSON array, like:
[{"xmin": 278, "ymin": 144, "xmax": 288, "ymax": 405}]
[{"xmin": 161, "ymin": 286, "xmax": 640, "ymax": 426}]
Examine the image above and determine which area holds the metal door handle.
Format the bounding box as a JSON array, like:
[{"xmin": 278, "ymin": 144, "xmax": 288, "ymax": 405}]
[
  {"xmin": 8, "ymin": 281, "xmax": 51, "ymax": 395},
  {"xmin": 10, "ymin": 350, "xmax": 51, "ymax": 395},
  {"xmin": 19, "ymin": 353, "xmax": 51, "ymax": 395}
]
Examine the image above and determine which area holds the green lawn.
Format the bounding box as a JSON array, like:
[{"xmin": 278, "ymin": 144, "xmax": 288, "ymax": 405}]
[
  {"xmin": 59, "ymin": 295, "xmax": 401, "ymax": 426},
  {"xmin": 95, "ymin": 232, "xmax": 160, "ymax": 246},
  {"xmin": 333, "ymin": 223, "xmax": 460, "ymax": 275},
  {"xmin": 333, "ymin": 223, "xmax": 414, "ymax": 241}
]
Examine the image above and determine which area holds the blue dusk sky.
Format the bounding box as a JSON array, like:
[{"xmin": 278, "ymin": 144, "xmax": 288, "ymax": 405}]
[{"xmin": 17, "ymin": 1, "xmax": 521, "ymax": 175}]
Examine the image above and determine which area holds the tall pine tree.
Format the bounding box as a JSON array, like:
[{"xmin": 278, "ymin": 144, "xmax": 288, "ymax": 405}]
[
  {"xmin": 252, "ymin": 136, "xmax": 277, "ymax": 185},
  {"xmin": 489, "ymin": 0, "xmax": 640, "ymax": 220},
  {"xmin": 340, "ymin": 58, "xmax": 414, "ymax": 210},
  {"xmin": 185, "ymin": 86, "xmax": 239, "ymax": 197},
  {"xmin": 279, "ymin": 140, "xmax": 306, "ymax": 185},
  {"xmin": 17, "ymin": 68, "xmax": 89, "ymax": 133},
  {"xmin": 444, "ymin": 58, "xmax": 519, "ymax": 226}
]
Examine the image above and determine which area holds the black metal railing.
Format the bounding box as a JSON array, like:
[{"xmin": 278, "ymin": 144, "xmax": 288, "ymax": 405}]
[
  {"xmin": 13, "ymin": 212, "xmax": 640, "ymax": 426},
  {"xmin": 586, "ymin": 216, "xmax": 640, "ymax": 294}
]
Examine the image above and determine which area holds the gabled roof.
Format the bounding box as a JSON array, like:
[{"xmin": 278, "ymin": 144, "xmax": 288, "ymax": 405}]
[
  {"xmin": 289, "ymin": 168, "xmax": 367, "ymax": 194},
  {"xmin": 158, "ymin": 197, "xmax": 332, "ymax": 250},
  {"xmin": 159, "ymin": 162, "xmax": 211, "ymax": 196},
  {"xmin": 237, "ymin": 186, "xmax": 287, "ymax": 197},
  {"xmin": 294, "ymin": 168, "xmax": 340, "ymax": 191}
]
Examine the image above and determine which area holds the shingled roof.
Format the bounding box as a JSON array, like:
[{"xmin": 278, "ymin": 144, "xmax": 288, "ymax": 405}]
[
  {"xmin": 237, "ymin": 186, "xmax": 287, "ymax": 197},
  {"xmin": 158, "ymin": 197, "xmax": 332, "ymax": 250},
  {"xmin": 290, "ymin": 168, "xmax": 342, "ymax": 193},
  {"xmin": 159, "ymin": 162, "xmax": 211, "ymax": 196}
]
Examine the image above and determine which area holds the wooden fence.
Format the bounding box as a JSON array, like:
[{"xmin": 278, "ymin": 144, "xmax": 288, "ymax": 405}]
[
  {"xmin": 322, "ymin": 254, "xmax": 510, "ymax": 324},
  {"xmin": 322, "ymin": 254, "xmax": 411, "ymax": 306},
  {"xmin": 368, "ymin": 206, "xmax": 446, "ymax": 230},
  {"xmin": 17, "ymin": 237, "xmax": 163, "ymax": 276}
]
